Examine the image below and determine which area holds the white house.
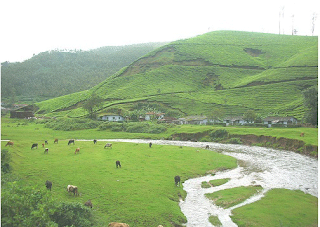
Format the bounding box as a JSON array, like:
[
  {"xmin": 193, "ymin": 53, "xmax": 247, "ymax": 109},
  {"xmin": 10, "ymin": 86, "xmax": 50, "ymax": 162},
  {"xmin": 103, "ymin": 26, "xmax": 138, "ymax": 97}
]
[
  {"xmin": 145, "ymin": 112, "xmax": 165, "ymax": 121},
  {"xmin": 177, "ymin": 116, "xmax": 208, "ymax": 125},
  {"xmin": 100, "ymin": 114, "xmax": 124, "ymax": 122},
  {"xmin": 263, "ymin": 116, "xmax": 298, "ymax": 128},
  {"xmin": 223, "ymin": 116, "xmax": 249, "ymax": 126}
]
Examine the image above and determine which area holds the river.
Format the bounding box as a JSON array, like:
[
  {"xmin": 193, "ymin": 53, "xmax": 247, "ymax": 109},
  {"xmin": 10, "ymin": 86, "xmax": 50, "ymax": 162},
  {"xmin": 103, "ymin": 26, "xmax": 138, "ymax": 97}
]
[{"xmin": 83, "ymin": 139, "xmax": 318, "ymax": 227}]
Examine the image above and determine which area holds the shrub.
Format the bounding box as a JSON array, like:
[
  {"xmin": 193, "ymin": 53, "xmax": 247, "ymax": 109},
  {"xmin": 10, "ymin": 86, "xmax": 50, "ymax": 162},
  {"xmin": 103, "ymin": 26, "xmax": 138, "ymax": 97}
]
[
  {"xmin": 45, "ymin": 118, "xmax": 100, "ymax": 131},
  {"xmin": 226, "ymin": 138, "xmax": 242, "ymax": 144},
  {"xmin": 50, "ymin": 202, "xmax": 94, "ymax": 227},
  {"xmin": 209, "ymin": 129, "xmax": 229, "ymax": 141}
]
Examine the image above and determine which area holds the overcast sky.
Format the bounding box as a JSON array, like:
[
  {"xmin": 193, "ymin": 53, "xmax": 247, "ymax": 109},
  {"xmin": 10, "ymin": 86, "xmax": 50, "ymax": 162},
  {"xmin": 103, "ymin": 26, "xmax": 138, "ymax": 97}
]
[{"xmin": 1, "ymin": 0, "xmax": 319, "ymax": 63}]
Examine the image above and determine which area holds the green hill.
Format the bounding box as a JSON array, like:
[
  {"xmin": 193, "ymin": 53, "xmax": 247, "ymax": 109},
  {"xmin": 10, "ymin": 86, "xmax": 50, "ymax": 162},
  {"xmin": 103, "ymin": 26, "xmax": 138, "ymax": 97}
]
[
  {"xmin": 36, "ymin": 31, "xmax": 318, "ymax": 120},
  {"xmin": 1, "ymin": 42, "xmax": 166, "ymax": 102}
]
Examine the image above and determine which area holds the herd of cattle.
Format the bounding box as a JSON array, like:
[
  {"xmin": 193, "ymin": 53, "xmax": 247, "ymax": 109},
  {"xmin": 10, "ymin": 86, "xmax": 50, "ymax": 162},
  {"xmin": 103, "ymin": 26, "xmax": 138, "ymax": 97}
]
[{"xmin": 5, "ymin": 139, "xmax": 180, "ymax": 227}]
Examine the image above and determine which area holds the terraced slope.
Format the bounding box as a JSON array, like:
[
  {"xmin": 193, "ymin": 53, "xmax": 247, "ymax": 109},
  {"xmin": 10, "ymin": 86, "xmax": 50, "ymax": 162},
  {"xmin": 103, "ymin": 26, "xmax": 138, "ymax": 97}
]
[{"xmin": 36, "ymin": 31, "xmax": 318, "ymax": 119}]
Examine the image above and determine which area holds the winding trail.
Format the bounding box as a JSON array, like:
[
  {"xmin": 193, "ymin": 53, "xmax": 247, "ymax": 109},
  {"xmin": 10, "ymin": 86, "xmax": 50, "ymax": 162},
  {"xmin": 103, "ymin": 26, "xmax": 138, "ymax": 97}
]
[{"xmin": 79, "ymin": 139, "xmax": 318, "ymax": 227}]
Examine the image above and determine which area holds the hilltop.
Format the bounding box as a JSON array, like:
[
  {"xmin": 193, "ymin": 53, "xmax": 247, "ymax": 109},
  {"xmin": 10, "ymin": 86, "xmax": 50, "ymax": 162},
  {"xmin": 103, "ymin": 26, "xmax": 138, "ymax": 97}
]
[
  {"xmin": 36, "ymin": 31, "xmax": 318, "ymax": 120},
  {"xmin": 1, "ymin": 42, "xmax": 166, "ymax": 102}
]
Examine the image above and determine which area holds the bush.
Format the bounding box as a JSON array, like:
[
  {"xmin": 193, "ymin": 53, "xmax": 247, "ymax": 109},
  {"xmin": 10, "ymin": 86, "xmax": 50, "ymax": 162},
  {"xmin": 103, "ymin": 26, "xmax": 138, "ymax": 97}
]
[
  {"xmin": 209, "ymin": 129, "xmax": 229, "ymax": 140},
  {"xmin": 1, "ymin": 149, "xmax": 11, "ymax": 174},
  {"xmin": 45, "ymin": 118, "xmax": 100, "ymax": 131},
  {"xmin": 50, "ymin": 202, "xmax": 94, "ymax": 227},
  {"xmin": 125, "ymin": 122, "xmax": 166, "ymax": 134},
  {"xmin": 226, "ymin": 138, "xmax": 242, "ymax": 144}
]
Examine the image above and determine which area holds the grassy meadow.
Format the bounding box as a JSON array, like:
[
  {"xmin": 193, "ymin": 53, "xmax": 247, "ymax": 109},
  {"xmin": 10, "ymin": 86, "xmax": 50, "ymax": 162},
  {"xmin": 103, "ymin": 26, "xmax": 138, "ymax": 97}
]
[
  {"xmin": 1, "ymin": 117, "xmax": 318, "ymax": 226},
  {"xmin": 1, "ymin": 118, "xmax": 237, "ymax": 226}
]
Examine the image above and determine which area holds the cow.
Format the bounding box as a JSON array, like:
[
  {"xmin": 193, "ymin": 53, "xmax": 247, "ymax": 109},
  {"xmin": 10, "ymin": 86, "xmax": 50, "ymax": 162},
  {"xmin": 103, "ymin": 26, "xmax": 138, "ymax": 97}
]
[
  {"xmin": 75, "ymin": 148, "xmax": 80, "ymax": 154},
  {"xmin": 84, "ymin": 199, "xmax": 93, "ymax": 208},
  {"xmin": 205, "ymin": 145, "xmax": 210, "ymax": 149},
  {"xmin": 116, "ymin": 160, "xmax": 121, "ymax": 168},
  {"xmin": 68, "ymin": 139, "xmax": 75, "ymax": 145},
  {"xmin": 174, "ymin": 175, "xmax": 181, "ymax": 186},
  {"xmin": 45, "ymin": 140, "xmax": 48, "ymax": 145},
  {"xmin": 149, "ymin": 142, "xmax": 152, "ymax": 148},
  {"xmin": 93, "ymin": 139, "xmax": 97, "ymax": 144},
  {"xmin": 5, "ymin": 141, "xmax": 14, "ymax": 146},
  {"xmin": 44, "ymin": 148, "xmax": 49, "ymax": 154},
  {"xmin": 104, "ymin": 143, "xmax": 112, "ymax": 149},
  {"xmin": 54, "ymin": 139, "xmax": 58, "ymax": 144},
  {"xmin": 42, "ymin": 143, "xmax": 45, "ymax": 148},
  {"xmin": 108, "ymin": 222, "xmax": 129, "ymax": 227},
  {"xmin": 31, "ymin": 143, "xmax": 38, "ymax": 149},
  {"xmin": 300, "ymin": 133, "xmax": 305, "ymax": 137},
  {"xmin": 45, "ymin": 180, "xmax": 52, "ymax": 191},
  {"xmin": 67, "ymin": 185, "xmax": 78, "ymax": 196}
]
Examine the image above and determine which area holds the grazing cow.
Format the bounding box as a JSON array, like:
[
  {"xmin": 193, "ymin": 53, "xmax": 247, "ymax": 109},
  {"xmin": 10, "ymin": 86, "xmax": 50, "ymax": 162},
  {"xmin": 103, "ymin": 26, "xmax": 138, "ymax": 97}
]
[
  {"xmin": 31, "ymin": 143, "xmax": 38, "ymax": 149},
  {"xmin": 75, "ymin": 148, "xmax": 80, "ymax": 154},
  {"xmin": 45, "ymin": 180, "xmax": 52, "ymax": 191},
  {"xmin": 149, "ymin": 142, "xmax": 152, "ymax": 148},
  {"xmin": 54, "ymin": 139, "xmax": 58, "ymax": 144},
  {"xmin": 45, "ymin": 140, "xmax": 48, "ymax": 144},
  {"xmin": 67, "ymin": 185, "xmax": 79, "ymax": 195},
  {"xmin": 104, "ymin": 143, "xmax": 112, "ymax": 149},
  {"xmin": 116, "ymin": 160, "xmax": 121, "ymax": 168},
  {"xmin": 68, "ymin": 139, "xmax": 75, "ymax": 145},
  {"xmin": 93, "ymin": 139, "xmax": 97, "ymax": 144},
  {"xmin": 44, "ymin": 148, "xmax": 49, "ymax": 154},
  {"xmin": 300, "ymin": 133, "xmax": 305, "ymax": 137},
  {"xmin": 5, "ymin": 141, "xmax": 14, "ymax": 146},
  {"xmin": 42, "ymin": 143, "xmax": 45, "ymax": 148},
  {"xmin": 84, "ymin": 199, "xmax": 93, "ymax": 208},
  {"xmin": 205, "ymin": 145, "xmax": 210, "ymax": 149},
  {"xmin": 174, "ymin": 175, "xmax": 181, "ymax": 186},
  {"xmin": 108, "ymin": 222, "xmax": 129, "ymax": 227}
]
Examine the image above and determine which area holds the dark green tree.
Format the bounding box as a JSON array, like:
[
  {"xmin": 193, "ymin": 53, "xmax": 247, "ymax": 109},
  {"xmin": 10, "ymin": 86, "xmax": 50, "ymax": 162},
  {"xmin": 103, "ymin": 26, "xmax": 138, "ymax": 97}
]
[
  {"xmin": 303, "ymin": 86, "xmax": 318, "ymax": 125},
  {"xmin": 83, "ymin": 93, "xmax": 104, "ymax": 119},
  {"xmin": 243, "ymin": 110, "xmax": 257, "ymax": 123}
]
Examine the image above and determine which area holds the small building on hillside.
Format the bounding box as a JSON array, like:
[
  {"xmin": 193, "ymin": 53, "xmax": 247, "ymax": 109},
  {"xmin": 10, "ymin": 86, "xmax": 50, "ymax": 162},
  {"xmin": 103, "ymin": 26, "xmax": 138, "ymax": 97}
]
[
  {"xmin": 223, "ymin": 116, "xmax": 249, "ymax": 126},
  {"xmin": 263, "ymin": 116, "xmax": 298, "ymax": 128},
  {"xmin": 100, "ymin": 114, "xmax": 124, "ymax": 122},
  {"xmin": 10, "ymin": 104, "xmax": 37, "ymax": 119},
  {"xmin": 157, "ymin": 117, "xmax": 177, "ymax": 123},
  {"xmin": 177, "ymin": 116, "xmax": 208, "ymax": 125},
  {"xmin": 145, "ymin": 112, "xmax": 165, "ymax": 121}
]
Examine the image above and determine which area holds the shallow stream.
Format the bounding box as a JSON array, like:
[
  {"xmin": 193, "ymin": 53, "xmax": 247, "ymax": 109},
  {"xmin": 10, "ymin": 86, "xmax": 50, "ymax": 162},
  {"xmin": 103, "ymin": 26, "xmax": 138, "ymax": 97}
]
[{"xmin": 88, "ymin": 139, "xmax": 318, "ymax": 227}]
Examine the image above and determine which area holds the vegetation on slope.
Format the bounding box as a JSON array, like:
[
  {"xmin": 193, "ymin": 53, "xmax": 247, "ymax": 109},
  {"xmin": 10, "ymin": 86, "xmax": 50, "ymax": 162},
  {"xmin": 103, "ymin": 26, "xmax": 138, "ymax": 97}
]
[
  {"xmin": 1, "ymin": 42, "xmax": 166, "ymax": 102},
  {"xmin": 35, "ymin": 31, "xmax": 318, "ymax": 120}
]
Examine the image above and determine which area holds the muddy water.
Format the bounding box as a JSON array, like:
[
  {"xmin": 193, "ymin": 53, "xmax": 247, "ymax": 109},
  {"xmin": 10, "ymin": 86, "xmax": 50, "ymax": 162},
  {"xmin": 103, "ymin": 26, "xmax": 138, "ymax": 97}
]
[{"xmin": 92, "ymin": 139, "xmax": 318, "ymax": 227}]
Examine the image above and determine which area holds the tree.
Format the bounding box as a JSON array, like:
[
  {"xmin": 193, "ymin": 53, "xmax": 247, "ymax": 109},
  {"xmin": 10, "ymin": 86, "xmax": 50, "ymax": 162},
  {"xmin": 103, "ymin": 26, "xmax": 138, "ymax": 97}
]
[
  {"xmin": 303, "ymin": 86, "xmax": 318, "ymax": 125},
  {"xmin": 83, "ymin": 93, "xmax": 104, "ymax": 119},
  {"xmin": 243, "ymin": 110, "xmax": 256, "ymax": 123}
]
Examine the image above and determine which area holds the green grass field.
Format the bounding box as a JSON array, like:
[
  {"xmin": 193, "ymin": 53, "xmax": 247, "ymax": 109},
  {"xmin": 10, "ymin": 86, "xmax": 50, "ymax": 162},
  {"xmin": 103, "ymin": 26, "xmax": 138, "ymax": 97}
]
[
  {"xmin": 1, "ymin": 118, "xmax": 318, "ymax": 226},
  {"xmin": 1, "ymin": 119, "xmax": 237, "ymax": 226}
]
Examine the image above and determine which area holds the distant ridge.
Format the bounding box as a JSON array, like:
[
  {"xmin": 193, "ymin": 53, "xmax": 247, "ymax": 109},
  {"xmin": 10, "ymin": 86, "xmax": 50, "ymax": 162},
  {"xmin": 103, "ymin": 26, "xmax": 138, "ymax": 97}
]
[{"xmin": 35, "ymin": 31, "xmax": 318, "ymax": 120}]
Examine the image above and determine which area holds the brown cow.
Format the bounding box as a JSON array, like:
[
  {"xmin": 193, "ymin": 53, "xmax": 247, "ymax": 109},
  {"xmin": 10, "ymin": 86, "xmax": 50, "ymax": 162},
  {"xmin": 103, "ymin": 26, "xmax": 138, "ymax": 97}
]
[
  {"xmin": 75, "ymin": 148, "xmax": 80, "ymax": 154},
  {"xmin": 108, "ymin": 222, "xmax": 129, "ymax": 227},
  {"xmin": 300, "ymin": 133, "xmax": 305, "ymax": 137},
  {"xmin": 5, "ymin": 141, "xmax": 14, "ymax": 146},
  {"xmin": 104, "ymin": 143, "xmax": 112, "ymax": 149},
  {"xmin": 54, "ymin": 139, "xmax": 58, "ymax": 144},
  {"xmin": 84, "ymin": 199, "xmax": 93, "ymax": 208},
  {"xmin": 67, "ymin": 185, "xmax": 78, "ymax": 196}
]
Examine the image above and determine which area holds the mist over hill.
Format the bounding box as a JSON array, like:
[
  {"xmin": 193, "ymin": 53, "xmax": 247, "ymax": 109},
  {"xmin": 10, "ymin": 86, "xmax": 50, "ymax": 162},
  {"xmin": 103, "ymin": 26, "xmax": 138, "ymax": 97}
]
[
  {"xmin": 1, "ymin": 42, "xmax": 167, "ymax": 102},
  {"xmin": 35, "ymin": 31, "xmax": 318, "ymax": 120}
]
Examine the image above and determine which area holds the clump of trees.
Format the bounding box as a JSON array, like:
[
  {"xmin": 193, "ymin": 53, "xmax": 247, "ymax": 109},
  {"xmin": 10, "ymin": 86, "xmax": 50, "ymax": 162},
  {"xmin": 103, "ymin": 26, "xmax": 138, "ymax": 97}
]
[{"xmin": 303, "ymin": 86, "xmax": 318, "ymax": 126}]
